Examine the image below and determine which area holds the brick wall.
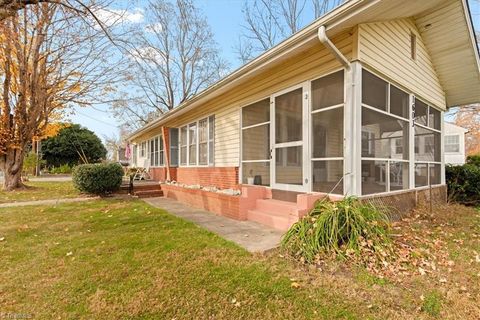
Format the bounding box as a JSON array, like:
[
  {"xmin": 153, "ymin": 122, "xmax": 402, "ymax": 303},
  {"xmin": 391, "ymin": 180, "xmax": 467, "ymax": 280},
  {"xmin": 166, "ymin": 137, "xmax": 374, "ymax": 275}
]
[
  {"xmin": 175, "ymin": 167, "xmax": 239, "ymax": 190},
  {"xmin": 150, "ymin": 167, "xmax": 168, "ymax": 181},
  {"xmin": 161, "ymin": 184, "xmax": 242, "ymax": 220}
]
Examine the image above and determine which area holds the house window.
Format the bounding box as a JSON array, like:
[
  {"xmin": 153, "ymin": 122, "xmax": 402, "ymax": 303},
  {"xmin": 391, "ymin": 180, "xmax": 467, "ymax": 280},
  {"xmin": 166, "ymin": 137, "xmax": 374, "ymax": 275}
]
[
  {"xmin": 188, "ymin": 122, "xmax": 197, "ymax": 165},
  {"xmin": 361, "ymin": 69, "xmax": 409, "ymax": 195},
  {"xmin": 140, "ymin": 141, "xmax": 146, "ymax": 157},
  {"xmin": 178, "ymin": 115, "xmax": 215, "ymax": 167},
  {"xmin": 179, "ymin": 126, "xmax": 187, "ymax": 166},
  {"xmin": 311, "ymin": 70, "xmax": 344, "ymax": 194},
  {"xmin": 445, "ymin": 135, "xmax": 460, "ymax": 153},
  {"xmin": 198, "ymin": 118, "xmax": 208, "ymax": 165},
  {"xmin": 148, "ymin": 136, "xmax": 164, "ymax": 167},
  {"xmin": 241, "ymin": 98, "xmax": 270, "ymax": 186}
]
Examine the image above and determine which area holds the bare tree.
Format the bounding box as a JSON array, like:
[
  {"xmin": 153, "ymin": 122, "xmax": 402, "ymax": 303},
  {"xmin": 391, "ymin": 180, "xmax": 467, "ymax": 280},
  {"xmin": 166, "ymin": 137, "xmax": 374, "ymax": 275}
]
[
  {"xmin": 111, "ymin": 0, "xmax": 228, "ymax": 130},
  {"xmin": 236, "ymin": 0, "xmax": 344, "ymax": 63},
  {"xmin": 0, "ymin": 2, "xmax": 125, "ymax": 190}
]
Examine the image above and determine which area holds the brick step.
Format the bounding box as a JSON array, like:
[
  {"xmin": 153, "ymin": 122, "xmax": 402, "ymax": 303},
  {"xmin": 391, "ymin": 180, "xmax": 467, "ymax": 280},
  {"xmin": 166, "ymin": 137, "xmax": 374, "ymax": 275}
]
[
  {"xmin": 255, "ymin": 198, "xmax": 299, "ymax": 216},
  {"xmin": 134, "ymin": 190, "xmax": 164, "ymax": 198},
  {"xmin": 247, "ymin": 209, "xmax": 298, "ymax": 231},
  {"xmin": 120, "ymin": 184, "xmax": 162, "ymax": 192}
]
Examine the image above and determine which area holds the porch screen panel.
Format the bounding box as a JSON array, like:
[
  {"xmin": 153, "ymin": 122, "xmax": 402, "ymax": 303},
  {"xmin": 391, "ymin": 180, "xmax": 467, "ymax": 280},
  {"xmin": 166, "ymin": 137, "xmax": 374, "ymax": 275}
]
[
  {"xmin": 241, "ymin": 99, "xmax": 270, "ymax": 186},
  {"xmin": 414, "ymin": 100, "xmax": 442, "ymax": 187},
  {"xmin": 361, "ymin": 70, "xmax": 410, "ymax": 195},
  {"xmin": 311, "ymin": 70, "xmax": 344, "ymax": 194}
]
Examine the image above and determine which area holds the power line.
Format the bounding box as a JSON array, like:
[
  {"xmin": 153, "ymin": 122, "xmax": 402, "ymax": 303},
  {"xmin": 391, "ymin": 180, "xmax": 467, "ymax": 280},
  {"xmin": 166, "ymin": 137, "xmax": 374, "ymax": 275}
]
[{"xmin": 75, "ymin": 110, "xmax": 119, "ymax": 128}]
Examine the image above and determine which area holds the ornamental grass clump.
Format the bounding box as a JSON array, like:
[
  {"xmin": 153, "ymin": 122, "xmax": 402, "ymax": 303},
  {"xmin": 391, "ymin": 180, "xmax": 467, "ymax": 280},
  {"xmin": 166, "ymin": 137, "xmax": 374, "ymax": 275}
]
[{"xmin": 281, "ymin": 197, "xmax": 393, "ymax": 264}]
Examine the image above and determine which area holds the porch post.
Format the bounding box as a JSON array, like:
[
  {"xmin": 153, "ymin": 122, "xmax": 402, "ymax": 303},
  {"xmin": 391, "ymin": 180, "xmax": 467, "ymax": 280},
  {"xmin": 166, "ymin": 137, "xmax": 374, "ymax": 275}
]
[
  {"xmin": 440, "ymin": 111, "xmax": 446, "ymax": 184},
  {"xmin": 408, "ymin": 95, "xmax": 415, "ymax": 189},
  {"xmin": 344, "ymin": 61, "xmax": 362, "ymax": 196}
]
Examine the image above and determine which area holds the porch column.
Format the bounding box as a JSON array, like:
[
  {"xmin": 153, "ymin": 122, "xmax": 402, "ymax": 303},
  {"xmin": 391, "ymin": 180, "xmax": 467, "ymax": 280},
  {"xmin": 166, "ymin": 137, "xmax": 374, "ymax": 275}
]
[
  {"xmin": 440, "ymin": 111, "xmax": 446, "ymax": 184},
  {"xmin": 344, "ymin": 61, "xmax": 362, "ymax": 196}
]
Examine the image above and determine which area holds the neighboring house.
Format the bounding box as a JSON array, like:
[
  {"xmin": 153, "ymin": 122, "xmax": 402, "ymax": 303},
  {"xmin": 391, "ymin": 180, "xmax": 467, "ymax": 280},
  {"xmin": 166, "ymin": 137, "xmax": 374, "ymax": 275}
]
[
  {"xmin": 128, "ymin": 0, "xmax": 480, "ymax": 231},
  {"xmin": 444, "ymin": 122, "xmax": 468, "ymax": 165}
]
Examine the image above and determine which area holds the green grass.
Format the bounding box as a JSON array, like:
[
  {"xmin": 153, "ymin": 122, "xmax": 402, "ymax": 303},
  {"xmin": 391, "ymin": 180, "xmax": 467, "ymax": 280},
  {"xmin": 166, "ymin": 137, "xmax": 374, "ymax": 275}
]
[
  {"xmin": 0, "ymin": 181, "xmax": 81, "ymax": 203},
  {"xmin": 421, "ymin": 291, "xmax": 442, "ymax": 317},
  {"xmin": 0, "ymin": 199, "xmax": 362, "ymax": 319}
]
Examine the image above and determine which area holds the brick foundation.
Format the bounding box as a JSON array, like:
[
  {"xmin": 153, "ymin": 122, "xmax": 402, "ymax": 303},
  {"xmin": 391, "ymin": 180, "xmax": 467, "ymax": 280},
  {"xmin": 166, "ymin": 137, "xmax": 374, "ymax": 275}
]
[
  {"xmin": 150, "ymin": 167, "xmax": 168, "ymax": 181},
  {"xmin": 161, "ymin": 184, "xmax": 241, "ymax": 220}
]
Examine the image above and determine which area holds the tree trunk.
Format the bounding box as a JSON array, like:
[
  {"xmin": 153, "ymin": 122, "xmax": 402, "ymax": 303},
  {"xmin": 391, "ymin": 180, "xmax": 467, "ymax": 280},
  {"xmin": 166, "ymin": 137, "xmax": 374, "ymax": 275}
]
[{"xmin": 1, "ymin": 148, "xmax": 25, "ymax": 191}]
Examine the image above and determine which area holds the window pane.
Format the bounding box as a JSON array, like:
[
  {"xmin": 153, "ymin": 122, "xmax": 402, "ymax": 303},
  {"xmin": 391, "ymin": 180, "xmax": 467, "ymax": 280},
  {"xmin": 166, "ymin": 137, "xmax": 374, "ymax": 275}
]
[
  {"xmin": 199, "ymin": 118, "xmax": 208, "ymax": 143},
  {"xmin": 415, "ymin": 126, "xmax": 441, "ymax": 162},
  {"xmin": 275, "ymin": 88, "xmax": 303, "ymax": 143},
  {"xmin": 311, "ymin": 71, "xmax": 344, "ymax": 111},
  {"xmin": 415, "ymin": 163, "xmax": 428, "ymax": 187},
  {"xmin": 169, "ymin": 128, "xmax": 179, "ymax": 167},
  {"xmin": 199, "ymin": 143, "xmax": 208, "ymax": 165},
  {"xmin": 362, "ymin": 70, "xmax": 388, "ymax": 111},
  {"xmin": 275, "ymin": 146, "xmax": 302, "ymax": 185},
  {"xmin": 180, "ymin": 146, "xmax": 187, "ymax": 165},
  {"xmin": 242, "ymin": 98, "xmax": 270, "ymax": 127},
  {"xmin": 390, "ymin": 162, "xmax": 409, "ymax": 191},
  {"xmin": 209, "ymin": 141, "xmax": 214, "ymax": 165},
  {"xmin": 430, "ymin": 164, "xmax": 441, "ymax": 185},
  {"xmin": 390, "ymin": 85, "xmax": 409, "ymax": 119},
  {"xmin": 445, "ymin": 135, "xmax": 460, "ymax": 153},
  {"xmin": 312, "ymin": 160, "xmax": 343, "ymax": 194},
  {"xmin": 362, "ymin": 107, "xmax": 409, "ymax": 160},
  {"xmin": 362, "ymin": 160, "xmax": 387, "ymax": 195},
  {"xmin": 414, "ymin": 99, "xmax": 428, "ymax": 126},
  {"xmin": 242, "ymin": 124, "xmax": 270, "ymax": 161},
  {"xmin": 312, "ymin": 107, "xmax": 343, "ymax": 158},
  {"xmin": 189, "ymin": 123, "xmax": 197, "ymax": 165},
  {"xmin": 242, "ymin": 162, "xmax": 270, "ymax": 186},
  {"xmin": 429, "ymin": 107, "xmax": 441, "ymax": 130}
]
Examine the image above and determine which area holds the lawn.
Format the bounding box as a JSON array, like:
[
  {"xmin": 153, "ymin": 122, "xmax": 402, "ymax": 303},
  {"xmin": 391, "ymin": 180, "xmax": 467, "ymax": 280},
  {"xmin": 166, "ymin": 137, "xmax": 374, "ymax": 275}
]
[
  {"xmin": 0, "ymin": 196, "xmax": 479, "ymax": 319},
  {"xmin": 0, "ymin": 181, "xmax": 81, "ymax": 204}
]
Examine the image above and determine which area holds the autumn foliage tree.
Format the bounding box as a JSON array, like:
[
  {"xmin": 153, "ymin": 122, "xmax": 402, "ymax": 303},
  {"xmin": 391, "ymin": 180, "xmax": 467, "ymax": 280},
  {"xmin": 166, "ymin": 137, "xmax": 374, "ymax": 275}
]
[{"xmin": 0, "ymin": 3, "xmax": 123, "ymax": 190}]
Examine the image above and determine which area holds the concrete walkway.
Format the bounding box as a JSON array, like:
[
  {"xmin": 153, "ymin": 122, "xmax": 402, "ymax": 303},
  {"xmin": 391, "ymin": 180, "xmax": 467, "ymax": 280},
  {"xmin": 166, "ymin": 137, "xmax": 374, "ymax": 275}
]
[
  {"xmin": 144, "ymin": 197, "xmax": 284, "ymax": 253},
  {"xmin": 0, "ymin": 197, "xmax": 97, "ymax": 208}
]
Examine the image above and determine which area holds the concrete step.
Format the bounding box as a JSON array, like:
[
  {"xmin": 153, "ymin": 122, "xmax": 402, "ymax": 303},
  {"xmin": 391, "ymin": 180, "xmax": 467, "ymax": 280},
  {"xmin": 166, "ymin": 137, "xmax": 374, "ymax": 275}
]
[
  {"xmin": 255, "ymin": 198, "xmax": 299, "ymax": 216},
  {"xmin": 247, "ymin": 209, "xmax": 297, "ymax": 231},
  {"xmin": 134, "ymin": 190, "xmax": 164, "ymax": 198}
]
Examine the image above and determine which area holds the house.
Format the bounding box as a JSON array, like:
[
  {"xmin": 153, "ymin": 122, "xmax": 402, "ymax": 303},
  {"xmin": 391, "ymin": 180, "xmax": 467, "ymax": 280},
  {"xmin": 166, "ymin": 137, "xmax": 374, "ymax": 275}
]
[
  {"xmin": 444, "ymin": 122, "xmax": 468, "ymax": 165},
  {"xmin": 127, "ymin": 0, "xmax": 480, "ymax": 231}
]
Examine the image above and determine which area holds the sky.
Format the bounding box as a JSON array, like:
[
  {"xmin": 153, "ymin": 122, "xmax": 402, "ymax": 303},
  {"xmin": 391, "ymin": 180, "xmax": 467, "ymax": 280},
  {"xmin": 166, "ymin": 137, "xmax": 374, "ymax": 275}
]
[{"xmin": 71, "ymin": 0, "xmax": 480, "ymax": 141}]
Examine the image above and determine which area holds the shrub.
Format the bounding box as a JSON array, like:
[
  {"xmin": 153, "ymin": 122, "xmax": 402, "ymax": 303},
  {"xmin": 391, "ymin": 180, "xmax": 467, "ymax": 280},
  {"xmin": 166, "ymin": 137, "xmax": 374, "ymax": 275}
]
[
  {"xmin": 466, "ymin": 154, "xmax": 480, "ymax": 167},
  {"xmin": 22, "ymin": 152, "xmax": 46, "ymax": 177},
  {"xmin": 72, "ymin": 163, "xmax": 124, "ymax": 195},
  {"xmin": 50, "ymin": 164, "xmax": 73, "ymax": 174},
  {"xmin": 445, "ymin": 164, "xmax": 480, "ymax": 205},
  {"xmin": 281, "ymin": 197, "xmax": 392, "ymax": 264}
]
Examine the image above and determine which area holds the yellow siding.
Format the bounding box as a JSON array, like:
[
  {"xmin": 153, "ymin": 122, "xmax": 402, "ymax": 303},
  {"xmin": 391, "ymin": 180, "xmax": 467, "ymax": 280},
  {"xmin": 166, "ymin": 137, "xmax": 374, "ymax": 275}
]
[
  {"xmin": 160, "ymin": 31, "xmax": 352, "ymax": 167},
  {"xmin": 358, "ymin": 18, "xmax": 446, "ymax": 109}
]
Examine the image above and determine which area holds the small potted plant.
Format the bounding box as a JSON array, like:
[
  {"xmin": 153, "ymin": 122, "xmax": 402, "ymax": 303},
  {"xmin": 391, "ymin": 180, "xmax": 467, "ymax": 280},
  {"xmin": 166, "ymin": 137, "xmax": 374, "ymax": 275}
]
[{"xmin": 247, "ymin": 169, "xmax": 255, "ymax": 185}]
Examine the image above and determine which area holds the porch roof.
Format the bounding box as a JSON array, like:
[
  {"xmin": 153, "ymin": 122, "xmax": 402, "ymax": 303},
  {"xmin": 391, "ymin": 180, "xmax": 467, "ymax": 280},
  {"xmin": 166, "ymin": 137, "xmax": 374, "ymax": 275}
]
[{"xmin": 128, "ymin": 0, "xmax": 480, "ymax": 141}]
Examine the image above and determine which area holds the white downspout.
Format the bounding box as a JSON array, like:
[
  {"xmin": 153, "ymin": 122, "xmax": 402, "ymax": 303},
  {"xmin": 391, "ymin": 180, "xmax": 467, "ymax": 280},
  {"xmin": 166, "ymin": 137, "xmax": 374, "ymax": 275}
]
[{"xmin": 317, "ymin": 25, "xmax": 351, "ymax": 70}]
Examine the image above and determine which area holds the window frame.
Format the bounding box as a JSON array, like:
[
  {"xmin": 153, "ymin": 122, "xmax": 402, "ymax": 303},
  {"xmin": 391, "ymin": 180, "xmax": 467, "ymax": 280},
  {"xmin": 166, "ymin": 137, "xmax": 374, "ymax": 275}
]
[
  {"xmin": 444, "ymin": 134, "xmax": 460, "ymax": 154},
  {"xmin": 147, "ymin": 135, "xmax": 164, "ymax": 168},
  {"xmin": 178, "ymin": 114, "xmax": 215, "ymax": 167}
]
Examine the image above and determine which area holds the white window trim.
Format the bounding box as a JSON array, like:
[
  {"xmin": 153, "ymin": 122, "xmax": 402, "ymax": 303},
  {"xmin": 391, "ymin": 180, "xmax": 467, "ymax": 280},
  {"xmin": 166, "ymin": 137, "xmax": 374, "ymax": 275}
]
[
  {"xmin": 178, "ymin": 115, "xmax": 215, "ymax": 168},
  {"xmin": 148, "ymin": 135, "xmax": 165, "ymax": 168},
  {"xmin": 444, "ymin": 134, "xmax": 460, "ymax": 154}
]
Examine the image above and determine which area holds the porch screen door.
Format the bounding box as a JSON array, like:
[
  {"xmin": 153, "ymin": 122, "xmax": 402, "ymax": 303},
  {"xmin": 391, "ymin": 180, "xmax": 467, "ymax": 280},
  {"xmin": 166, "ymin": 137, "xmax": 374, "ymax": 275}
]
[{"xmin": 271, "ymin": 84, "xmax": 308, "ymax": 192}]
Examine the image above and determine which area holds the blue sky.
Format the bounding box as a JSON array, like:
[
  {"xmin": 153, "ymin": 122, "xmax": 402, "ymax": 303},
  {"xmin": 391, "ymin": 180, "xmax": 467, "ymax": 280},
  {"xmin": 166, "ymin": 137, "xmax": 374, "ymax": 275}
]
[{"xmin": 71, "ymin": 0, "xmax": 480, "ymax": 140}]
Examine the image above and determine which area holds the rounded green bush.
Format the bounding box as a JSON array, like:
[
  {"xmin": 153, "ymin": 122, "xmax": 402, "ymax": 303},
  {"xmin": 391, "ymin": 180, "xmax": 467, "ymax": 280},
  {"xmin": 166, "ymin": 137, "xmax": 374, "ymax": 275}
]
[
  {"xmin": 446, "ymin": 164, "xmax": 480, "ymax": 205},
  {"xmin": 72, "ymin": 163, "xmax": 124, "ymax": 195}
]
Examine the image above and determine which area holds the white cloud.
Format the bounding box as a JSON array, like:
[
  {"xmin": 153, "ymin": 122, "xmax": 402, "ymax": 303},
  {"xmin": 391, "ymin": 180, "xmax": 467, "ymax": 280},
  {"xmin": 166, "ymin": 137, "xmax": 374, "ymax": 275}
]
[{"xmin": 94, "ymin": 7, "xmax": 144, "ymax": 27}]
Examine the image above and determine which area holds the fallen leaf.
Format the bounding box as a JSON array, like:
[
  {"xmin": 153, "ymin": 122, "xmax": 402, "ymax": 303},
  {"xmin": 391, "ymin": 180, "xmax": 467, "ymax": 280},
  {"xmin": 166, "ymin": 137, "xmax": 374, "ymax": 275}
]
[
  {"xmin": 66, "ymin": 251, "xmax": 73, "ymax": 256},
  {"xmin": 418, "ymin": 267, "xmax": 426, "ymax": 276},
  {"xmin": 0, "ymin": 237, "xmax": 5, "ymax": 242},
  {"xmin": 291, "ymin": 282, "xmax": 301, "ymax": 289},
  {"xmin": 439, "ymin": 278, "xmax": 447, "ymax": 283}
]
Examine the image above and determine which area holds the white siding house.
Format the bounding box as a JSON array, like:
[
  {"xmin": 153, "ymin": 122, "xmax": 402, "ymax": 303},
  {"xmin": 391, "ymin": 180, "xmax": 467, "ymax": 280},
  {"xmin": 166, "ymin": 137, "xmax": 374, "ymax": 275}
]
[{"xmin": 444, "ymin": 122, "xmax": 468, "ymax": 165}]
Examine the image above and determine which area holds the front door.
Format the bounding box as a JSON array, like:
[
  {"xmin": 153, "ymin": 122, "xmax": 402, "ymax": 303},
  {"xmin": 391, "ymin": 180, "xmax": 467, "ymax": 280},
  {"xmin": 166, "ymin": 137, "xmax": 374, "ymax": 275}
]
[{"xmin": 271, "ymin": 84, "xmax": 309, "ymax": 192}]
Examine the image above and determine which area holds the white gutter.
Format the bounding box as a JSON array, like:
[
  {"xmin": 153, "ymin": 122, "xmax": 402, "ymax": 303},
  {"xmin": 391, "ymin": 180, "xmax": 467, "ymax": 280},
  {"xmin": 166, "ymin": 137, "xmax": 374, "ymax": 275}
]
[{"xmin": 317, "ymin": 25, "xmax": 351, "ymax": 70}]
